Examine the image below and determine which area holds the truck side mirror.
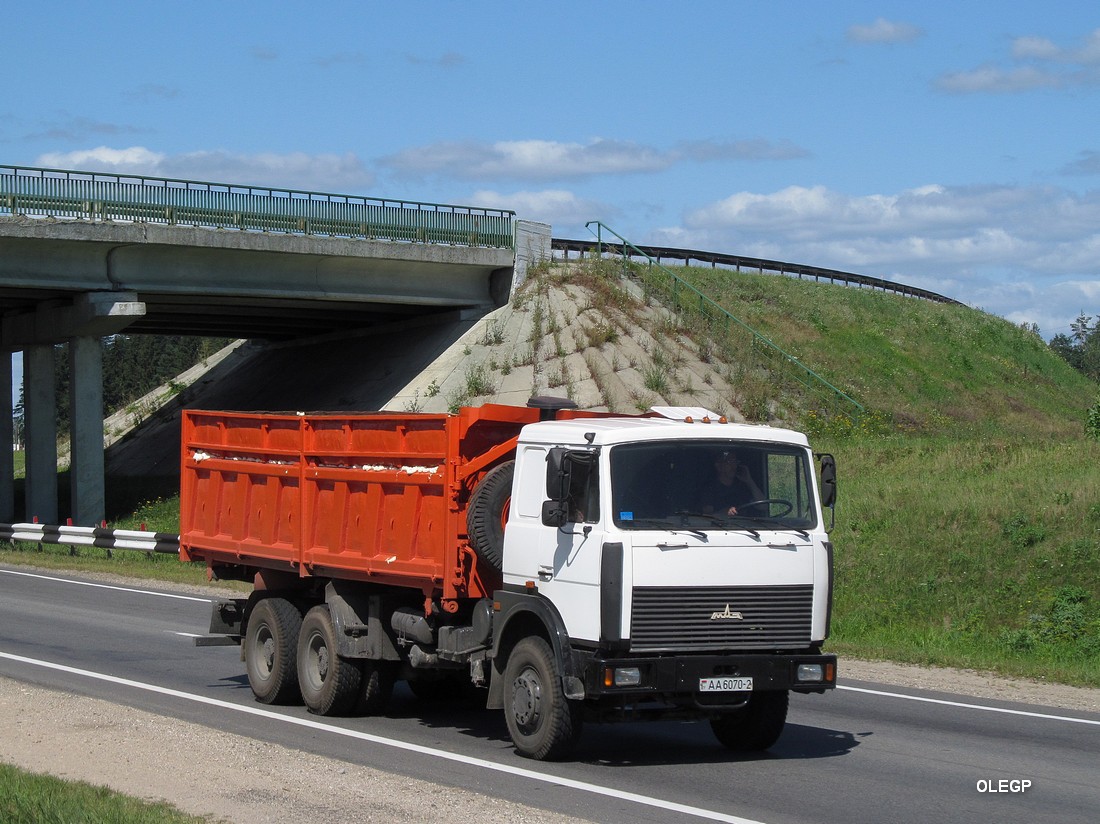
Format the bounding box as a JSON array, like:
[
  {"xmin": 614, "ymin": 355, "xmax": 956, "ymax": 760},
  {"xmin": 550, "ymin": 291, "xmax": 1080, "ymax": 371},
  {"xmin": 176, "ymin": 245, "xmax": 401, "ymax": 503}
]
[
  {"xmin": 541, "ymin": 499, "xmax": 568, "ymax": 528},
  {"xmin": 545, "ymin": 448, "xmax": 571, "ymax": 500},
  {"xmin": 818, "ymin": 453, "xmax": 837, "ymax": 508}
]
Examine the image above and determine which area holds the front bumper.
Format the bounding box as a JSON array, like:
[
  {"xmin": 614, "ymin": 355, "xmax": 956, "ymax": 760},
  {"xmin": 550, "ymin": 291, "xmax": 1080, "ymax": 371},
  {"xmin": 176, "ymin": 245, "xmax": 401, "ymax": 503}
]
[{"xmin": 580, "ymin": 651, "xmax": 837, "ymax": 705}]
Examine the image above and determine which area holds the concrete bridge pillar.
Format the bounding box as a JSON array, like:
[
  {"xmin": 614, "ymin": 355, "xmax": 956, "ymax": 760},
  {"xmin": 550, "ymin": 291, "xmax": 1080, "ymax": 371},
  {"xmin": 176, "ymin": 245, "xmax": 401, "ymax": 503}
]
[
  {"xmin": 2, "ymin": 292, "xmax": 145, "ymax": 526},
  {"xmin": 69, "ymin": 336, "xmax": 106, "ymax": 525},
  {"xmin": 23, "ymin": 343, "xmax": 57, "ymax": 524},
  {"xmin": 1, "ymin": 354, "xmax": 12, "ymax": 522}
]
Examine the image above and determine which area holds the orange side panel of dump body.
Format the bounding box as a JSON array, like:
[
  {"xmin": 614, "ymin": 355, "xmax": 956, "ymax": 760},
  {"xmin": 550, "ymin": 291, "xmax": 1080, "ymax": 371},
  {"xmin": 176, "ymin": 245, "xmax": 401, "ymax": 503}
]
[{"xmin": 179, "ymin": 404, "xmax": 548, "ymax": 601}]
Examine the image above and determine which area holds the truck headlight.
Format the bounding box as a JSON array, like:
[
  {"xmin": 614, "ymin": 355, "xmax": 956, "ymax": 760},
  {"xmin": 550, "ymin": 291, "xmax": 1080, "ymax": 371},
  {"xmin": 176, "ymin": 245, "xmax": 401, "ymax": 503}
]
[
  {"xmin": 603, "ymin": 666, "xmax": 642, "ymax": 687},
  {"xmin": 796, "ymin": 664, "xmax": 824, "ymax": 683}
]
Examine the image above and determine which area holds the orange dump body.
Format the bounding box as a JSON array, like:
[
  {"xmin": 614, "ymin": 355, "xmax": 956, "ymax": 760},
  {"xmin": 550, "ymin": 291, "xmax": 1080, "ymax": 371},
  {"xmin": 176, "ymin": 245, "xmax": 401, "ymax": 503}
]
[{"xmin": 179, "ymin": 404, "xmax": 556, "ymax": 603}]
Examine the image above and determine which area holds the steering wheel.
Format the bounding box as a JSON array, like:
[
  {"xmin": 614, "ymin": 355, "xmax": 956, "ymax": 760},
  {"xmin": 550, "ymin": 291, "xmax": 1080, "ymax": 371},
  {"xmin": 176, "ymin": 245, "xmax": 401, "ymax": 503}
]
[{"xmin": 737, "ymin": 498, "xmax": 793, "ymax": 517}]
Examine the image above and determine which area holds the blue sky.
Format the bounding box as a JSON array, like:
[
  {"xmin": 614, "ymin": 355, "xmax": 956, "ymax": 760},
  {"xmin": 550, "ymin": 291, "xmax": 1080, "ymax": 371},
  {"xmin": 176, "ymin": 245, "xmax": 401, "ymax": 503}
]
[{"xmin": 5, "ymin": 1, "xmax": 1100, "ymax": 399}]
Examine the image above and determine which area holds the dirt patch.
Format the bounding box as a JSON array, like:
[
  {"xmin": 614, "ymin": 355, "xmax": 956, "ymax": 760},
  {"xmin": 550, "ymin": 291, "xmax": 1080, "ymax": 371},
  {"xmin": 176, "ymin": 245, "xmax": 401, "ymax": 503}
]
[
  {"xmin": 841, "ymin": 658, "xmax": 1100, "ymax": 713},
  {"xmin": 0, "ymin": 677, "xmax": 591, "ymax": 824}
]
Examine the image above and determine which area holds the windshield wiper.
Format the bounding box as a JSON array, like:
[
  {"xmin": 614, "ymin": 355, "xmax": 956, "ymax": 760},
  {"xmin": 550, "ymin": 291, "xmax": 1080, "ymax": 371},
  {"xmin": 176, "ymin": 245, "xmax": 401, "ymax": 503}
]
[
  {"xmin": 626, "ymin": 516, "xmax": 707, "ymax": 540},
  {"xmin": 723, "ymin": 515, "xmax": 768, "ymax": 538},
  {"xmin": 673, "ymin": 510, "xmax": 727, "ymax": 527}
]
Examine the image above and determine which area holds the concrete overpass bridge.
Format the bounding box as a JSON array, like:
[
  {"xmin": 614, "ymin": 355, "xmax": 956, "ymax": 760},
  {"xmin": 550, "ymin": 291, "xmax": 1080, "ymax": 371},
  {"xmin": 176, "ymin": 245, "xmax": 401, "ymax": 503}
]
[{"xmin": 1, "ymin": 164, "xmax": 550, "ymax": 525}]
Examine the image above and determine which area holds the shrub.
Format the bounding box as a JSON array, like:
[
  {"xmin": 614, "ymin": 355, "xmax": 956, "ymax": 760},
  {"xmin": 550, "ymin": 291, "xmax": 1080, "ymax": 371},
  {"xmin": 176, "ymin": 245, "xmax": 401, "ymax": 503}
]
[
  {"xmin": 1087, "ymin": 391, "xmax": 1100, "ymax": 441},
  {"xmin": 1001, "ymin": 514, "xmax": 1046, "ymax": 548}
]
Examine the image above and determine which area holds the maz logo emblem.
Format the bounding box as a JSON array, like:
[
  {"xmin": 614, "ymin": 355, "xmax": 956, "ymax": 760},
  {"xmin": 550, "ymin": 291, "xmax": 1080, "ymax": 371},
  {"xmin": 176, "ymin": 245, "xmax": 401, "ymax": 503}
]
[{"xmin": 709, "ymin": 604, "xmax": 744, "ymax": 620}]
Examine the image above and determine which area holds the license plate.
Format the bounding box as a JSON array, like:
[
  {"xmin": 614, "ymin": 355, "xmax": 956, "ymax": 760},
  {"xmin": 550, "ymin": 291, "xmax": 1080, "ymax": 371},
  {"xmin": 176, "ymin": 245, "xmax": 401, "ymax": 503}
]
[{"xmin": 699, "ymin": 676, "xmax": 753, "ymax": 692}]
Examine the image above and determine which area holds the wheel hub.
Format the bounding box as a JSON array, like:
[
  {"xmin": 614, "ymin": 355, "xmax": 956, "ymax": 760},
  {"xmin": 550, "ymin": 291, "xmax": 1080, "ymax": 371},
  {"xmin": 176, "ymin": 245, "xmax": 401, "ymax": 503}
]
[
  {"xmin": 260, "ymin": 634, "xmax": 275, "ymax": 674},
  {"xmin": 511, "ymin": 669, "xmax": 542, "ymax": 729}
]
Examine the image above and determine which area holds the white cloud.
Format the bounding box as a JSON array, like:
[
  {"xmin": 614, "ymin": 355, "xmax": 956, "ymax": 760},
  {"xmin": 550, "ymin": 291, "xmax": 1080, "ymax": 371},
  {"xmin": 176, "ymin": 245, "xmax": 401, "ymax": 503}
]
[
  {"xmin": 381, "ymin": 137, "xmax": 809, "ymax": 182},
  {"xmin": 687, "ymin": 182, "xmax": 1100, "ymax": 246},
  {"xmin": 384, "ymin": 139, "xmax": 669, "ymax": 181},
  {"xmin": 936, "ymin": 65, "xmax": 1065, "ymax": 93},
  {"xmin": 469, "ymin": 188, "xmax": 614, "ymax": 227},
  {"xmin": 36, "ymin": 146, "xmax": 165, "ymax": 170},
  {"xmin": 939, "ymin": 27, "xmax": 1100, "ymax": 94},
  {"xmin": 847, "ymin": 18, "xmax": 924, "ymax": 45},
  {"xmin": 1012, "ymin": 28, "xmax": 1100, "ymax": 64},
  {"xmin": 34, "ymin": 147, "xmax": 375, "ymax": 191},
  {"xmin": 679, "ymin": 182, "xmax": 1100, "ymax": 336}
]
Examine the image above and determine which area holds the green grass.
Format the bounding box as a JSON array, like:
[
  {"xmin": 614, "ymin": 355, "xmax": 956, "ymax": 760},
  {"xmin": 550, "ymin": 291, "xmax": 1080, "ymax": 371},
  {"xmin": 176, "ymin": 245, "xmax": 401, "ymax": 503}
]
[
  {"xmin": 0, "ymin": 762, "xmax": 219, "ymax": 824},
  {"xmin": 821, "ymin": 433, "xmax": 1100, "ymax": 685},
  {"xmin": 675, "ymin": 266, "xmax": 1090, "ymax": 436}
]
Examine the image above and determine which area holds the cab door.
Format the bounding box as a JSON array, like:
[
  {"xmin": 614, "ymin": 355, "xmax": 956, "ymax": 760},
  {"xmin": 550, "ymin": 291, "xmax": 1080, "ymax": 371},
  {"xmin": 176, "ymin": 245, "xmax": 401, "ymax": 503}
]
[{"xmin": 500, "ymin": 445, "xmax": 606, "ymax": 644}]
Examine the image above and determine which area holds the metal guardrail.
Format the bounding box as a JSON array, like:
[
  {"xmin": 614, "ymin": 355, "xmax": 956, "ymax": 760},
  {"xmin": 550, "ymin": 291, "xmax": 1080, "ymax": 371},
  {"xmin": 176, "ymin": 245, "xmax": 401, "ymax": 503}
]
[
  {"xmin": 1, "ymin": 522, "xmax": 179, "ymax": 555},
  {"xmin": 0, "ymin": 164, "xmax": 515, "ymax": 249},
  {"xmin": 578, "ymin": 222, "xmax": 865, "ymax": 415},
  {"xmin": 551, "ymin": 237, "xmax": 961, "ymax": 306}
]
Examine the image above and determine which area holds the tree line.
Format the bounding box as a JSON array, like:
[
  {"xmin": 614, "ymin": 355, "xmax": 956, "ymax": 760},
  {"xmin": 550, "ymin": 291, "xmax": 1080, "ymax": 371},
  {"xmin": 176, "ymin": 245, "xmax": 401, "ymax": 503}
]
[{"xmin": 1048, "ymin": 312, "xmax": 1100, "ymax": 381}]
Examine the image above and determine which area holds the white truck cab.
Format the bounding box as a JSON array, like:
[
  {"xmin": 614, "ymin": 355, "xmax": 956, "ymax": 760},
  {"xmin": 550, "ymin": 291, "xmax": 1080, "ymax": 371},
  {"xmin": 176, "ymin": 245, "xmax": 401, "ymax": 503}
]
[{"xmin": 489, "ymin": 408, "xmax": 837, "ymax": 759}]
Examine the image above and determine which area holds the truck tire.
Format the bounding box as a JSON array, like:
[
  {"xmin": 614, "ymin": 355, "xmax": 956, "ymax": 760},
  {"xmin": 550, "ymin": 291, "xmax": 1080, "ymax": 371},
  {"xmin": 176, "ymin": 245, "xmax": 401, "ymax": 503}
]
[
  {"xmin": 503, "ymin": 636, "xmax": 583, "ymax": 760},
  {"xmin": 245, "ymin": 596, "xmax": 303, "ymax": 705},
  {"xmin": 710, "ymin": 690, "xmax": 789, "ymax": 751},
  {"xmin": 298, "ymin": 605, "xmax": 363, "ymax": 716},
  {"xmin": 467, "ymin": 460, "xmax": 514, "ymax": 573},
  {"xmin": 355, "ymin": 660, "xmax": 396, "ymax": 716}
]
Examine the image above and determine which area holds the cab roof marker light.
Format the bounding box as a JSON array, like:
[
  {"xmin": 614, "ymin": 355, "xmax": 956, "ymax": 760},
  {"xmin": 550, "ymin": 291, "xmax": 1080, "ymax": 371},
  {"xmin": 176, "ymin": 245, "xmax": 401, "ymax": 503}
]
[{"xmin": 649, "ymin": 405, "xmax": 723, "ymax": 422}]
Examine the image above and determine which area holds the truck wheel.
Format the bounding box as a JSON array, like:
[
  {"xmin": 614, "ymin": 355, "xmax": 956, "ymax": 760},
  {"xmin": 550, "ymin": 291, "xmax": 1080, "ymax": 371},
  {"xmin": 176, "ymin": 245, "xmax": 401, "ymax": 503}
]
[
  {"xmin": 467, "ymin": 461, "xmax": 514, "ymax": 573},
  {"xmin": 710, "ymin": 690, "xmax": 789, "ymax": 751},
  {"xmin": 245, "ymin": 597, "xmax": 303, "ymax": 705},
  {"xmin": 503, "ymin": 636, "xmax": 582, "ymax": 760},
  {"xmin": 297, "ymin": 605, "xmax": 363, "ymax": 716},
  {"xmin": 355, "ymin": 660, "xmax": 396, "ymax": 716}
]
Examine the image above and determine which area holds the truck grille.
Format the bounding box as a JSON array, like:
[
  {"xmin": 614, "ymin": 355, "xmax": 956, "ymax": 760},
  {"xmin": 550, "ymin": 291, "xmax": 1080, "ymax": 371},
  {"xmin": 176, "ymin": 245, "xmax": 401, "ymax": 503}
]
[{"xmin": 629, "ymin": 585, "xmax": 814, "ymax": 651}]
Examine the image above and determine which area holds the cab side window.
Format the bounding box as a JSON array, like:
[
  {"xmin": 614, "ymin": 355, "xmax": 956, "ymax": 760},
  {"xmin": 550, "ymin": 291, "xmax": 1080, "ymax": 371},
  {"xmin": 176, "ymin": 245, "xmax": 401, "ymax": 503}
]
[{"xmin": 566, "ymin": 455, "xmax": 600, "ymax": 524}]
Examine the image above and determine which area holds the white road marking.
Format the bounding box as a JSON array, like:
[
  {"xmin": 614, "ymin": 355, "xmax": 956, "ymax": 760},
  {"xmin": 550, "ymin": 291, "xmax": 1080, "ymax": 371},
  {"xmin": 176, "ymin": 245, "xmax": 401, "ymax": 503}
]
[
  {"xmin": 0, "ymin": 567, "xmax": 212, "ymax": 603},
  {"xmin": 0, "ymin": 651, "xmax": 765, "ymax": 824},
  {"xmin": 837, "ymin": 684, "xmax": 1100, "ymax": 726}
]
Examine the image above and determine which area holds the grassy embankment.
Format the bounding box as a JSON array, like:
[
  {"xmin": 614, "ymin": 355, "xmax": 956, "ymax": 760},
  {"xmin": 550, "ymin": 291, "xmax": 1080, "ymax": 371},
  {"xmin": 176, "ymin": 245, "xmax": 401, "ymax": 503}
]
[
  {"xmin": 673, "ymin": 263, "xmax": 1100, "ymax": 686},
  {"xmin": 3, "ymin": 257, "xmax": 1099, "ymax": 687}
]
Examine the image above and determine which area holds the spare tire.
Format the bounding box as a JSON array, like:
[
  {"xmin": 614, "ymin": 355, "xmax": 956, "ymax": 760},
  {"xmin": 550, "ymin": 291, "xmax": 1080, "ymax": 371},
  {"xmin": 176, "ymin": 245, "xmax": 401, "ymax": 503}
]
[{"xmin": 466, "ymin": 460, "xmax": 514, "ymax": 573}]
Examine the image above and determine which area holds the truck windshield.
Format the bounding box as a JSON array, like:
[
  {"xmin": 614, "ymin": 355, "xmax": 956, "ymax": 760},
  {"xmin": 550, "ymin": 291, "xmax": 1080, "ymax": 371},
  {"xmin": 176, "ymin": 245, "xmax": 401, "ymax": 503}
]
[{"xmin": 609, "ymin": 440, "xmax": 817, "ymax": 531}]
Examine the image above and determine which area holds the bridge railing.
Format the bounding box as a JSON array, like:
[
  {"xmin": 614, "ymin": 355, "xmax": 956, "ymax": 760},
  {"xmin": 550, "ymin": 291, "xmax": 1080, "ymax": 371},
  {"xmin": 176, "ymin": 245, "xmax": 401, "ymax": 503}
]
[{"xmin": 0, "ymin": 164, "xmax": 515, "ymax": 248}]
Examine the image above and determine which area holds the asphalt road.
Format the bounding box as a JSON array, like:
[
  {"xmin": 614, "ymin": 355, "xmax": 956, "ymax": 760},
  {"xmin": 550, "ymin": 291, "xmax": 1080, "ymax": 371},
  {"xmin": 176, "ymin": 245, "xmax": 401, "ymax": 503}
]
[{"xmin": 1, "ymin": 564, "xmax": 1097, "ymax": 824}]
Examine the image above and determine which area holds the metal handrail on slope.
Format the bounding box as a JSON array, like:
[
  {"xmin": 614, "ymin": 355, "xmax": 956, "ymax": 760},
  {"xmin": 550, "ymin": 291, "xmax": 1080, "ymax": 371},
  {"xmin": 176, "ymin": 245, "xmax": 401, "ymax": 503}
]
[
  {"xmin": 584, "ymin": 221, "xmax": 864, "ymax": 415},
  {"xmin": 551, "ymin": 237, "xmax": 960, "ymax": 305},
  {"xmin": 0, "ymin": 164, "xmax": 515, "ymax": 249}
]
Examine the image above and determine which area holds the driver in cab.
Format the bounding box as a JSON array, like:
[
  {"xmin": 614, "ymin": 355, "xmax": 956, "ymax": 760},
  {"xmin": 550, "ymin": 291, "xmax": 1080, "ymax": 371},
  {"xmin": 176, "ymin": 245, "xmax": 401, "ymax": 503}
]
[{"xmin": 702, "ymin": 451, "xmax": 764, "ymax": 516}]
